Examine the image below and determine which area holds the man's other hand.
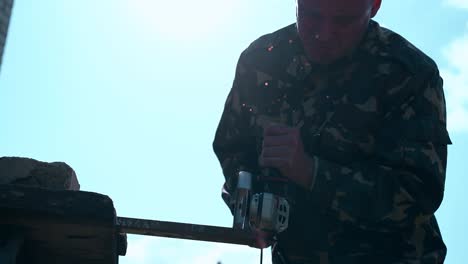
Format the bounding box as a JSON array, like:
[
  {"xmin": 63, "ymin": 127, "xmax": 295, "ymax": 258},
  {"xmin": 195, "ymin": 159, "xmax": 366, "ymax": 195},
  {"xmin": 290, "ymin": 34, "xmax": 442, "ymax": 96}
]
[{"xmin": 260, "ymin": 125, "xmax": 315, "ymax": 189}]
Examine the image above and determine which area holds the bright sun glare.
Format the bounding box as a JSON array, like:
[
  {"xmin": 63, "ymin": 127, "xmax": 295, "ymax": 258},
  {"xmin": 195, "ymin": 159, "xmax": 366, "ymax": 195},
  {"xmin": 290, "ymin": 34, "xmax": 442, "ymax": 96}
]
[{"xmin": 129, "ymin": 0, "xmax": 239, "ymax": 40}]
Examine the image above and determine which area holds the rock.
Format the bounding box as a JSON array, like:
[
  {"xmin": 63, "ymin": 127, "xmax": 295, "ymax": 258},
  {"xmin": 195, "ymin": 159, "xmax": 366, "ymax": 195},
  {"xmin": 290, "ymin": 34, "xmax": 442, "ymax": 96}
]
[{"xmin": 0, "ymin": 157, "xmax": 80, "ymax": 190}]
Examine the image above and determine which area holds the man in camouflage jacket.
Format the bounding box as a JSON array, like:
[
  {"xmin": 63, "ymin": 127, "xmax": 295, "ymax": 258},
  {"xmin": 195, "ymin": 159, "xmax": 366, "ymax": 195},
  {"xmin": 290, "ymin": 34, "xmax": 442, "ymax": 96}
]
[{"xmin": 213, "ymin": 0, "xmax": 451, "ymax": 263}]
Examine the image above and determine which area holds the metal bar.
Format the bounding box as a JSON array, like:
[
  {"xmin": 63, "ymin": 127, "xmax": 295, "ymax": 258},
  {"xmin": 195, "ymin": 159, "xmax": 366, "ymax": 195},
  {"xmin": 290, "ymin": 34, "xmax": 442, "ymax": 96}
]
[{"xmin": 117, "ymin": 217, "xmax": 254, "ymax": 246}]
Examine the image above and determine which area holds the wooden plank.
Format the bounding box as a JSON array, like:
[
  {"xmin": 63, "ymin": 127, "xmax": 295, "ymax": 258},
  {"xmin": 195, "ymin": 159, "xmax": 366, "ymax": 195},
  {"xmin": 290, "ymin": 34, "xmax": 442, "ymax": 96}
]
[{"xmin": 0, "ymin": 184, "xmax": 120, "ymax": 264}]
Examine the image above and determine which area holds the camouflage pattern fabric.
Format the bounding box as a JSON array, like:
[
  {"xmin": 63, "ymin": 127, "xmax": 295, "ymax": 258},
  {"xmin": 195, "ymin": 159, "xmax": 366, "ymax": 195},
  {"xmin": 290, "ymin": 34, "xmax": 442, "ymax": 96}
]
[{"xmin": 213, "ymin": 20, "xmax": 451, "ymax": 264}]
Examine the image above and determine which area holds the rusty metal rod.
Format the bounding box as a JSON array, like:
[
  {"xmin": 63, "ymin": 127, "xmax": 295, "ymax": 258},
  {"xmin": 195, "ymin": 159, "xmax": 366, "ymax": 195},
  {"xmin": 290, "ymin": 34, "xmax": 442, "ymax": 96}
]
[{"xmin": 117, "ymin": 217, "xmax": 255, "ymax": 246}]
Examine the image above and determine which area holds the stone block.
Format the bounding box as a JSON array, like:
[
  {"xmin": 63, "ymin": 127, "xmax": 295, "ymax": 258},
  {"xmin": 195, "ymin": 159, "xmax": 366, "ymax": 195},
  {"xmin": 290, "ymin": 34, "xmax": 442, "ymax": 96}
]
[{"xmin": 0, "ymin": 157, "xmax": 80, "ymax": 190}]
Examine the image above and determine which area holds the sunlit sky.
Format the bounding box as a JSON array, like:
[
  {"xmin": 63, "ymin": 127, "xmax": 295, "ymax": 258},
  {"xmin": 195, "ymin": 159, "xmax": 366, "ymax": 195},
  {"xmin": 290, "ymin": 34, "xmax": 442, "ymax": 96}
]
[{"xmin": 1, "ymin": 0, "xmax": 467, "ymax": 263}]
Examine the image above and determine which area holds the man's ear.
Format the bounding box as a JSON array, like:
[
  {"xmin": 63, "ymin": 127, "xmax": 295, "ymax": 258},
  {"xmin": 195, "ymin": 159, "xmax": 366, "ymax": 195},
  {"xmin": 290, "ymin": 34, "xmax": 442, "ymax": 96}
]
[{"xmin": 370, "ymin": 0, "xmax": 382, "ymax": 18}]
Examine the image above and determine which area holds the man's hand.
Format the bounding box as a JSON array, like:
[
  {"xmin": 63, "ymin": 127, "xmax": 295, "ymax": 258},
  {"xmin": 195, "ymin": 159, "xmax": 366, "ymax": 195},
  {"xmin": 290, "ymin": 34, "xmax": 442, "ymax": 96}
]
[{"xmin": 259, "ymin": 125, "xmax": 315, "ymax": 189}]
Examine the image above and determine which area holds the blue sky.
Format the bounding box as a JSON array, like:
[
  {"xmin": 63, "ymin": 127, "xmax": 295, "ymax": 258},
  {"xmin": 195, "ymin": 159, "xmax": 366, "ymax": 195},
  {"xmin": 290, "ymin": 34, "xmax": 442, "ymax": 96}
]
[{"xmin": 1, "ymin": 0, "xmax": 467, "ymax": 263}]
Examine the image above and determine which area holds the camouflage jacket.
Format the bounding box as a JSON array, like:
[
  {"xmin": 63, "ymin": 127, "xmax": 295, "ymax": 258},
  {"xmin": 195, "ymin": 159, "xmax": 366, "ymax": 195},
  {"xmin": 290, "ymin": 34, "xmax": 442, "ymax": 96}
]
[{"xmin": 213, "ymin": 20, "xmax": 451, "ymax": 264}]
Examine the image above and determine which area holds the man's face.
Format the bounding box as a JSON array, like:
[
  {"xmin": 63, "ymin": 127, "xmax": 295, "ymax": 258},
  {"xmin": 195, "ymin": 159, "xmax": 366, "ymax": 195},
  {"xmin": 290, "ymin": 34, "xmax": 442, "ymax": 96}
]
[{"xmin": 296, "ymin": 0, "xmax": 381, "ymax": 65}]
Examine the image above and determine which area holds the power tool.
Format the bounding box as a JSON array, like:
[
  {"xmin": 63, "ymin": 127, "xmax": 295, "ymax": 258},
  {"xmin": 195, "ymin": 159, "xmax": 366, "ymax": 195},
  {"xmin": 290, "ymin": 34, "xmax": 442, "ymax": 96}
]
[{"xmin": 232, "ymin": 169, "xmax": 290, "ymax": 235}]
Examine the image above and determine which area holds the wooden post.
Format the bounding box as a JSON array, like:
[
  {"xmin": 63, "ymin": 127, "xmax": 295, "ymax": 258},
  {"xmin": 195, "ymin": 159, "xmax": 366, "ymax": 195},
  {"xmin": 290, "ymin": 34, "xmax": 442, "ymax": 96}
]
[{"xmin": 0, "ymin": 0, "xmax": 13, "ymax": 69}]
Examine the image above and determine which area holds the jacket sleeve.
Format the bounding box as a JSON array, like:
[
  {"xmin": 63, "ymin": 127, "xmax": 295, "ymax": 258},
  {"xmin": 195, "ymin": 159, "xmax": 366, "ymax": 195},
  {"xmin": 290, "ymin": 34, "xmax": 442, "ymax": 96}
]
[
  {"xmin": 308, "ymin": 69, "xmax": 451, "ymax": 231},
  {"xmin": 213, "ymin": 53, "xmax": 259, "ymax": 208}
]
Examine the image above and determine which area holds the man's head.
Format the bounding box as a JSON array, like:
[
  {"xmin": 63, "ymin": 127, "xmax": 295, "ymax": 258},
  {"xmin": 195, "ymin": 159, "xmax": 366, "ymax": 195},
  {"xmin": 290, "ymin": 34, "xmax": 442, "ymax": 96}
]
[{"xmin": 296, "ymin": 0, "xmax": 382, "ymax": 65}]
